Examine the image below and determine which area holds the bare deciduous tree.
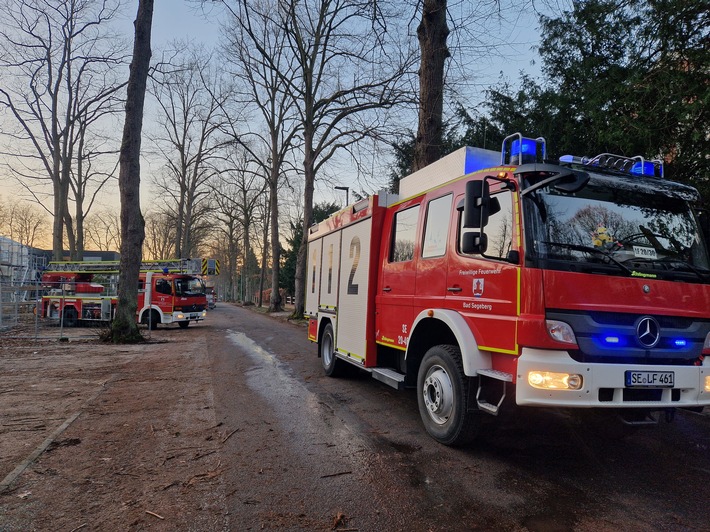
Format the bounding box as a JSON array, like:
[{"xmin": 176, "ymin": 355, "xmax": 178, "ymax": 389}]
[
  {"xmin": 143, "ymin": 210, "xmax": 176, "ymax": 260},
  {"xmin": 0, "ymin": 200, "xmax": 49, "ymax": 248},
  {"xmin": 84, "ymin": 209, "xmax": 120, "ymax": 251},
  {"xmin": 111, "ymin": 0, "xmax": 153, "ymax": 342},
  {"xmin": 225, "ymin": 0, "xmax": 413, "ymax": 317},
  {"xmin": 0, "ymin": 0, "xmax": 127, "ymax": 260},
  {"xmin": 414, "ymin": 0, "xmax": 449, "ymax": 170},
  {"xmin": 211, "ymin": 146, "xmax": 266, "ymax": 304},
  {"xmin": 221, "ymin": 0, "xmax": 302, "ymax": 312},
  {"xmin": 150, "ymin": 46, "xmax": 229, "ymax": 259}
]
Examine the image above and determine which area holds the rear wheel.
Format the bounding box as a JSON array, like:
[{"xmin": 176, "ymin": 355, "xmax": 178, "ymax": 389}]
[
  {"xmin": 417, "ymin": 344, "xmax": 480, "ymax": 446},
  {"xmin": 320, "ymin": 323, "xmax": 344, "ymax": 377},
  {"xmin": 178, "ymin": 321, "xmax": 189, "ymax": 329},
  {"xmin": 63, "ymin": 307, "xmax": 78, "ymax": 327}
]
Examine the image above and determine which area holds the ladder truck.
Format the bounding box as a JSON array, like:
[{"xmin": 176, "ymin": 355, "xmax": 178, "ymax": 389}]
[
  {"xmin": 41, "ymin": 259, "xmax": 208, "ymax": 329},
  {"xmin": 306, "ymin": 133, "xmax": 710, "ymax": 445}
]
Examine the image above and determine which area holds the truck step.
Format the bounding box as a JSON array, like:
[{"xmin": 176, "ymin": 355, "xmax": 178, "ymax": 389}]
[
  {"xmin": 372, "ymin": 367, "xmax": 405, "ymax": 390},
  {"xmin": 477, "ymin": 369, "xmax": 513, "ymax": 382},
  {"xmin": 476, "ymin": 400, "xmax": 499, "ymax": 414}
]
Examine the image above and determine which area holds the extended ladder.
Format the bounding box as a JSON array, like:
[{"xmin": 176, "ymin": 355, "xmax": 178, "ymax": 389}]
[{"xmin": 44, "ymin": 258, "xmax": 204, "ymax": 275}]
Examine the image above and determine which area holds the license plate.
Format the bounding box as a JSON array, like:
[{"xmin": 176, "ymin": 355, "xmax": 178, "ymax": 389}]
[{"xmin": 625, "ymin": 370, "xmax": 674, "ymax": 388}]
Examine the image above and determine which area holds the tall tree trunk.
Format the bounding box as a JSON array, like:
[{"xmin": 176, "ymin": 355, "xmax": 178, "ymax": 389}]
[
  {"xmin": 414, "ymin": 0, "xmax": 449, "ymax": 171},
  {"xmin": 257, "ymin": 192, "xmax": 269, "ymax": 308},
  {"xmin": 268, "ymin": 164, "xmax": 282, "ymax": 312},
  {"xmin": 294, "ymin": 125, "xmax": 315, "ymax": 319},
  {"xmin": 110, "ymin": 0, "xmax": 153, "ymax": 342}
]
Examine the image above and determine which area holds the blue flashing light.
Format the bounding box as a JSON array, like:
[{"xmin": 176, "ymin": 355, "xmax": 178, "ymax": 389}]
[
  {"xmin": 510, "ymin": 137, "xmax": 539, "ymax": 165},
  {"xmin": 163, "ymin": 267, "xmax": 169, "ymax": 274},
  {"xmin": 673, "ymin": 339, "xmax": 687, "ymax": 347},
  {"xmin": 630, "ymin": 161, "xmax": 655, "ymax": 176},
  {"xmin": 604, "ymin": 336, "xmax": 620, "ymax": 345},
  {"xmin": 511, "ymin": 138, "xmax": 536, "ymax": 154}
]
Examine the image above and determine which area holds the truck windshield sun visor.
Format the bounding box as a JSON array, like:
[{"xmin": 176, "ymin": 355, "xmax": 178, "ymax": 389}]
[{"xmin": 517, "ymin": 164, "xmax": 590, "ymax": 196}]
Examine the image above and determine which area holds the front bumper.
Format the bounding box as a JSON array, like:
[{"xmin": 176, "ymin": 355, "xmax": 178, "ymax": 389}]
[
  {"xmin": 172, "ymin": 310, "xmax": 207, "ymax": 323},
  {"xmin": 516, "ymin": 347, "xmax": 710, "ymax": 408}
]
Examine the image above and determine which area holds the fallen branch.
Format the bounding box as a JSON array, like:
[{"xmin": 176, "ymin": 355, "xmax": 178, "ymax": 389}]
[
  {"xmin": 221, "ymin": 428, "xmax": 240, "ymax": 444},
  {"xmin": 145, "ymin": 510, "xmax": 164, "ymax": 520},
  {"xmin": 69, "ymin": 524, "xmax": 87, "ymax": 532},
  {"xmin": 321, "ymin": 471, "xmax": 352, "ymax": 479},
  {"xmin": 193, "ymin": 450, "xmax": 217, "ymax": 461}
]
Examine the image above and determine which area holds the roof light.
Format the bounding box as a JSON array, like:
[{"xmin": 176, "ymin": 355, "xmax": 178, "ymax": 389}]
[
  {"xmin": 630, "ymin": 161, "xmax": 656, "ymax": 177},
  {"xmin": 502, "ymin": 133, "xmax": 546, "ymax": 165}
]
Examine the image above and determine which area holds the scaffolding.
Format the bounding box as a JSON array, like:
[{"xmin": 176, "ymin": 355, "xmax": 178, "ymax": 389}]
[{"xmin": 0, "ymin": 236, "xmax": 46, "ymax": 329}]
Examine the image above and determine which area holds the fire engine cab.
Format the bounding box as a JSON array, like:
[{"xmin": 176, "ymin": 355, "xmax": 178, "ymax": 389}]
[
  {"xmin": 306, "ymin": 133, "xmax": 710, "ymax": 445},
  {"xmin": 41, "ymin": 259, "xmax": 208, "ymax": 329}
]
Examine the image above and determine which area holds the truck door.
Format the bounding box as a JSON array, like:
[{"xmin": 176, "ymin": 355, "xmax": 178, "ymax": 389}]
[
  {"xmin": 376, "ymin": 201, "xmax": 421, "ymax": 351},
  {"xmin": 447, "ymin": 188, "xmax": 520, "ymax": 354},
  {"xmin": 415, "ymin": 193, "xmax": 453, "ymax": 310}
]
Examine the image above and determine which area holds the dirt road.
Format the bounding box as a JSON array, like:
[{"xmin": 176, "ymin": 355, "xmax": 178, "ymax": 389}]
[{"xmin": 2, "ymin": 304, "xmax": 710, "ymax": 531}]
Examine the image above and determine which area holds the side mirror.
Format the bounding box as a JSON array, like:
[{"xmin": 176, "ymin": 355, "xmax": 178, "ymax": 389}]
[
  {"xmin": 461, "ymin": 231, "xmax": 488, "ymax": 255},
  {"xmin": 464, "ymin": 180, "xmax": 499, "ymax": 228}
]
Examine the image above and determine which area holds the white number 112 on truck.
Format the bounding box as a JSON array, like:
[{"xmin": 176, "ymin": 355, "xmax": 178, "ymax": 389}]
[{"xmin": 306, "ymin": 133, "xmax": 710, "ymax": 446}]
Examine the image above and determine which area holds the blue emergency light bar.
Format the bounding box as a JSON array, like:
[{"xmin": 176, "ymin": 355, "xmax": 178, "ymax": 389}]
[{"xmin": 559, "ymin": 153, "xmax": 664, "ymax": 178}]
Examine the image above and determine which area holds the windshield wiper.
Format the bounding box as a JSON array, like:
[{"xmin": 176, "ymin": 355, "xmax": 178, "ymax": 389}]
[{"xmin": 542, "ymin": 241, "xmax": 633, "ymax": 275}]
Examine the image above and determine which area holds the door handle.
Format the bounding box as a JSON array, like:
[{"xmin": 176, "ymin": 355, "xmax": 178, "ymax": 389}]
[
  {"xmin": 382, "ymin": 286, "xmax": 392, "ymax": 292},
  {"xmin": 447, "ymin": 286, "xmax": 462, "ymax": 292}
]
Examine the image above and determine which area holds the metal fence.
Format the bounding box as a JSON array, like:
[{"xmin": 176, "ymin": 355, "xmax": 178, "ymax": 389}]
[{"xmin": 0, "ymin": 279, "xmax": 115, "ymax": 341}]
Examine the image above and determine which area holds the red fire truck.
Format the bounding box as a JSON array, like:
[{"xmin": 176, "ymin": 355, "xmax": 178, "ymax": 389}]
[
  {"xmin": 41, "ymin": 259, "xmax": 208, "ymax": 329},
  {"xmin": 306, "ymin": 133, "xmax": 710, "ymax": 445}
]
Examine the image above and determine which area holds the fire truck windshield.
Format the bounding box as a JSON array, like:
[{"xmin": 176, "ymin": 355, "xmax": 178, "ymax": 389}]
[
  {"xmin": 524, "ymin": 175, "xmax": 710, "ymax": 282},
  {"xmin": 173, "ymin": 277, "xmax": 205, "ymax": 297}
]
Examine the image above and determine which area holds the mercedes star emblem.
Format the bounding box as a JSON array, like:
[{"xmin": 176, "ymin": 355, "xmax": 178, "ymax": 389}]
[{"xmin": 636, "ymin": 316, "xmax": 660, "ymax": 348}]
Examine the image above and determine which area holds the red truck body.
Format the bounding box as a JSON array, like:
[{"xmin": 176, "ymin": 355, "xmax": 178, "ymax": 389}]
[
  {"xmin": 41, "ymin": 260, "xmax": 208, "ymax": 329},
  {"xmin": 306, "ymin": 134, "xmax": 710, "ymax": 445}
]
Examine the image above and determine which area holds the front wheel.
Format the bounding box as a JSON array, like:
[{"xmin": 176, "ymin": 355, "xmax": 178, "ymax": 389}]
[
  {"xmin": 417, "ymin": 345, "xmax": 480, "ymax": 446},
  {"xmin": 63, "ymin": 307, "xmax": 78, "ymax": 327}
]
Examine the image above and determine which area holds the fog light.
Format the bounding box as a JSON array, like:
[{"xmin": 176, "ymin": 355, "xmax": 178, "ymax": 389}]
[
  {"xmin": 528, "ymin": 371, "xmax": 583, "ymax": 390},
  {"xmin": 176, "ymin": 313, "xmax": 185, "ymax": 319}
]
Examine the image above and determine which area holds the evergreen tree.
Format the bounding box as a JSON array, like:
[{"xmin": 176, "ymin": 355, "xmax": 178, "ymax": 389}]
[{"xmin": 484, "ymin": 0, "xmax": 709, "ymax": 199}]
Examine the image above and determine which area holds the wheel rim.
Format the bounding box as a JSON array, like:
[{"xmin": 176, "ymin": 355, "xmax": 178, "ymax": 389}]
[
  {"xmin": 422, "ymin": 364, "xmax": 454, "ymax": 425},
  {"xmin": 322, "ymin": 332, "xmax": 334, "ymax": 367}
]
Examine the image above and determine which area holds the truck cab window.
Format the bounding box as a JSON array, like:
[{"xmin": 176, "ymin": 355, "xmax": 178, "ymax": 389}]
[
  {"xmin": 460, "ymin": 191, "xmax": 514, "ymax": 260},
  {"xmin": 422, "ymin": 194, "xmax": 452, "ymax": 258},
  {"xmin": 155, "ymin": 279, "xmax": 172, "ymax": 295},
  {"xmin": 390, "ymin": 204, "xmax": 420, "ymax": 262}
]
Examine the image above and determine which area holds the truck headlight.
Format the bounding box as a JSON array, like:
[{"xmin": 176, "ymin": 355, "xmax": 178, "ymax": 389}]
[{"xmin": 528, "ymin": 371, "xmax": 583, "ymax": 390}]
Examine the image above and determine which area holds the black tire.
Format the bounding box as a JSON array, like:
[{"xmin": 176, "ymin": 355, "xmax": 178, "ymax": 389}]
[
  {"xmin": 417, "ymin": 344, "xmax": 480, "ymax": 446},
  {"xmin": 63, "ymin": 307, "xmax": 78, "ymax": 328},
  {"xmin": 320, "ymin": 323, "xmax": 344, "ymax": 377},
  {"xmin": 178, "ymin": 321, "xmax": 189, "ymax": 329},
  {"xmin": 150, "ymin": 310, "xmax": 160, "ymax": 330},
  {"xmin": 142, "ymin": 310, "xmax": 160, "ymax": 330}
]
